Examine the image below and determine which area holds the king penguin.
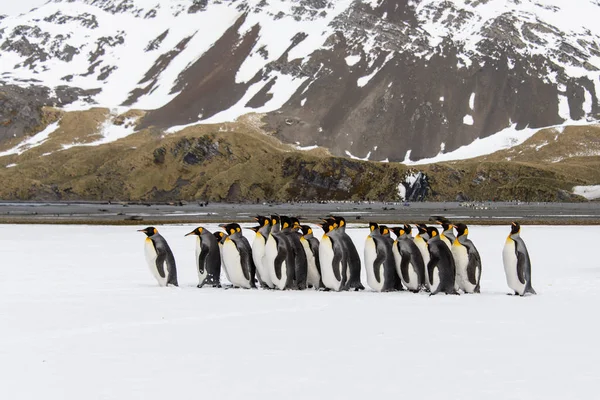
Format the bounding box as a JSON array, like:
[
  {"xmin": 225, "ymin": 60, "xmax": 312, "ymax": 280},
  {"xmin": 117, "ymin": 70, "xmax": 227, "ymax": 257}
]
[
  {"xmin": 265, "ymin": 215, "xmax": 294, "ymax": 290},
  {"xmin": 364, "ymin": 222, "xmax": 398, "ymax": 292},
  {"xmin": 432, "ymin": 216, "xmax": 460, "ymax": 290},
  {"xmin": 138, "ymin": 227, "xmax": 178, "ymax": 287},
  {"xmin": 219, "ymin": 223, "xmax": 256, "ymax": 289},
  {"xmin": 213, "ymin": 231, "xmax": 230, "ymax": 284},
  {"xmin": 391, "ymin": 224, "xmax": 425, "ymax": 292},
  {"xmin": 249, "ymin": 216, "xmax": 274, "ymax": 289},
  {"xmin": 282, "ymin": 216, "xmax": 308, "ymax": 290},
  {"xmin": 414, "ymin": 223, "xmax": 431, "ymax": 290},
  {"xmin": 451, "ymin": 223, "xmax": 482, "ymax": 294},
  {"xmin": 185, "ymin": 227, "xmax": 221, "ymax": 288},
  {"xmin": 300, "ymin": 225, "xmax": 323, "ymax": 289},
  {"xmin": 319, "ymin": 219, "xmax": 346, "ymax": 291},
  {"xmin": 502, "ymin": 222, "xmax": 536, "ymax": 296},
  {"xmin": 426, "ymin": 226, "xmax": 458, "ymax": 295},
  {"xmin": 327, "ymin": 216, "xmax": 364, "ymax": 290}
]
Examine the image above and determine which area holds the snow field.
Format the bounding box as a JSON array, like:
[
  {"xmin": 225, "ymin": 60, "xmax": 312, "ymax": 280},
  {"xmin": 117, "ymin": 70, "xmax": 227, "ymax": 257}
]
[{"xmin": 0, "ymin": 223, "xmax": 599, "ymax": 399}]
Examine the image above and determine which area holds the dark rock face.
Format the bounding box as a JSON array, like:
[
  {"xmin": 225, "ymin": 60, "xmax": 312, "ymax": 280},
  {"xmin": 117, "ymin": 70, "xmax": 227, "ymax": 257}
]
[
  {"xmin": 0, "ymin": 84, "xmax": 99, "ymax": 144},
  {"xmin": 171, "ymin": 136, "xmax": 221, "ymax": 165},
  {"xmin": 401, "ymin": 172, "xmax": 429, "ymax": 202}
]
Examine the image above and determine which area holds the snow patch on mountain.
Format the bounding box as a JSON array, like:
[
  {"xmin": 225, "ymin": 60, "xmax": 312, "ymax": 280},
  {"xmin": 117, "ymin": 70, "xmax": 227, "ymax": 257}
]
[
  {"xmin": 573, "ymin": 185, "xmax": 600, "ymax": 200},
  {"xmin": 0, "ymin": 121, "xmax": 60, "ymax": 157}
]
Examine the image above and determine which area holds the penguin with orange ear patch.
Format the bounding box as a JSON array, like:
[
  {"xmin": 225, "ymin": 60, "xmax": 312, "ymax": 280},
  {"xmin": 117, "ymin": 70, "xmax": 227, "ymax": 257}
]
[
  {"xmin": 138, "ymin": 227, "xmax": 178, "ymax": 287},
  {"xmin": 426, "ymin": 226, "xmax": 458, "ymax": 295}
]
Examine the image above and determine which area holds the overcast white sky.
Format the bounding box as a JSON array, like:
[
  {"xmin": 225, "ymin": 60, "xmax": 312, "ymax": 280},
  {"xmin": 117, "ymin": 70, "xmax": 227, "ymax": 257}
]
[{"xmin": 0, "ymin": 0, "xmax": 48, "ymax": 16}]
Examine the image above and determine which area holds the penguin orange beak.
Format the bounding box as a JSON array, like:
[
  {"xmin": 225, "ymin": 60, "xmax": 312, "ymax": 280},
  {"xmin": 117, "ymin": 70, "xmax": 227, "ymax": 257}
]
[
  {"xmin": 184, "ymin": 231, "xmax": 195, "ymax": 237},
  {"xmin": 137, "ymin": 229, "xmax": 145, "ymax": 233}
]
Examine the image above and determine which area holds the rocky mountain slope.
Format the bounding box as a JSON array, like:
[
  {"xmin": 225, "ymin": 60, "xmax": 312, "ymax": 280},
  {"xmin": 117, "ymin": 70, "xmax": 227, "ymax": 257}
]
[
  {"xmin": 2, "ymin": 0, "xmax": 600, "ymax": 159},
  {"xmin": 1, "ymin": 0, "xmax": 599, "ymax": 202}
]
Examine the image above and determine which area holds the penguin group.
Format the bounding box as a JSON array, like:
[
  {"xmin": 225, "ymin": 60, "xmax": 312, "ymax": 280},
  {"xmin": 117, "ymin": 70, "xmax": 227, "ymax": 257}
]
[{"xmin": 138, "ymin": 216, "xmax": 536, "ymax": 296}]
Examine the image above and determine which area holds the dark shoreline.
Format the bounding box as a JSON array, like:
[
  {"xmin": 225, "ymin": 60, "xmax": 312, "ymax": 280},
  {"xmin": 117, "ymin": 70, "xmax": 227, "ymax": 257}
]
[{"xmin": 0, "ymin": 200, "xmax": 599, "ymax": 225}]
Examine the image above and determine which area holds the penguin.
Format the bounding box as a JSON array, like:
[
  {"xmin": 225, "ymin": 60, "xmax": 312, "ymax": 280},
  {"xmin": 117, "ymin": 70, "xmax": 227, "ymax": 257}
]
[
  {"xmin": 249, "ymin": 216, "xmax": 274, "ymax": 289},
  {"xmin": 318, "ymin": 219, "xmax": 346, "ymax": 291},
  {"xmin": 219, "ymin": 223, "xmax": 256, "ymax": 289},
  {"xmin": 451, "ymin": 223, "xmax": 482, "ymax": 294},
  {"xmin": 185, "ymin": 227, "xmax": 221, "ymax": 288},
  {"xmin": 426, "ymin": 226, "xmax": 458, "ymax": 295},
  {"xmin": 213, "ymin": 231, "xmax": 230, "ymax": 285},
  {"xmin": 281, "ymin": 216, "xmax": 308, "ymax": 290},
  {"xmin": 265, "ymin": 215, "xmax": 294, "ymax": 290},
  {"xmin": 431, "ymin": 216, "xmax": 459, "ymax": 290},
  {"xmin": 379, "ymin": 225, "xmax": 404, "ymax": 291},
  {"xmin": 391, "ymin": 224, "xmax": 425, "ymax": 292},
  {"xmin": 414, "ymin": 223, "xmax": 431, "ymax": 290},
  {"xmin": 325, "ymin": 216, "xmax": 364, "ymax": 290},
  {"xmin": 300, "ymin": 225, "xmax": 323, "ymax": 289},
  {"xmin": 502, "ymin": 222, "xmax": 536, "ymax": 296},
  {"xmin": 138, "ymin": 227, "xmax": 178, "ymax": 287},
  {"xmin": 364, "ymin": 222, "xmax": 398, "ymax": 292}
]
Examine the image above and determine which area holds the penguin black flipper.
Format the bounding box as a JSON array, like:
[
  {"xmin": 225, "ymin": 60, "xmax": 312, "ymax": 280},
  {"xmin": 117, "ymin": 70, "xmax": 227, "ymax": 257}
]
[
  {"xmin": 372, "ymin": 248, "xmax": 385, "ymax": 284},
  {"xmin": 466, "ymin": 246, "xmax": 482, "ymax": 286},
  {"xmin": 400, "ymin": 251, "xmax": 411, "ymax": 284},
  {"xmin": 154, "ymin": 250, "xmax": 167, "ymax": 279},
  {"xmin": 331, "ymin": 241, "xmax": 343, "ymax": 283},
  {"xmin": 516, "ymin": 251, "xmax": 527, "ymax": 285},
  {"xmin": 427, "ymin": 255, "xmax": 440, "ymax": 294},
  {"xmin": 198, "ymin": 241, "xmax": 210, "ymax": 274},
  {"xmin": 165, "ymin": 251, "xmax": 178, "ymax": 286}
]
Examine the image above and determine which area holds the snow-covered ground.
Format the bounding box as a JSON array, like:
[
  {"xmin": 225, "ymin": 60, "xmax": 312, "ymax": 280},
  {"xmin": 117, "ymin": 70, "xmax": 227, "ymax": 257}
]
[{"xmin": 1, "ymin": 223, "xmax": 598, "ymax": 399}]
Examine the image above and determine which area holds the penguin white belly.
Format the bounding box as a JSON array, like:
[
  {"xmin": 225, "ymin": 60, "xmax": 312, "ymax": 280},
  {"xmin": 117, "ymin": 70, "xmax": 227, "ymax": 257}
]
[
  {"xmin": 452, "ymin": 243, "xmax": 474, "ymax": 293},
  {"xmin": 195, "ymin": 237, "xmax": 208, "ymax": 286},
  {"xmin": 265, "ymin": 235, "xmax": 287, "ymax": 290},
  {"xmin": 222, "ymin": 239, "xmax": 251, "ymax": 289},
  {"xmin": 252, "ymin": 234, "xmax": 273, "ymax": 288},
  {"xmin": 429, "ymin": 266, "xmax": 441, "ymax": 293},
  {"xmin": 503, "ymin": 238, "xmax": 525, "ymax": 295},
  {"xmin": 319, "ymin": 236, "xmax": 341, "ymax": 291},
  {"xmin": 144, "ymin": 239, "xmax": 168, "ymax": 287},
  {"xmin": 405, "ymin": 261, "xmax": 420, "ymax": 292},
  {"xmin": 302, "ymin": 239, "xmax": 320, "ymax": 289},
  {"xmin": 364, "ymin": 237, "xmax": 384, "ymax": 292},
  {"xmin": 414, "ymin": 237, "xmax": 430, "ymax": 288}
]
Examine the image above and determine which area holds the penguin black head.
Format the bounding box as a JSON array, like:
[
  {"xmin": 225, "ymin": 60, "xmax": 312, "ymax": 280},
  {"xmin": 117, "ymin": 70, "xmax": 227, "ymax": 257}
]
[
  {"xmin": 431, "ymin": 215, "xmax": 453, "ymax": 231},
  {"xmin": 455, "ymin": 223, "xmax": 468, "ymax": 237},
  {"xmin": 332, "ymin": 216, "xmax": 346, "ymax": 228},
  {"xmin": 403, "ymin": 224, "xmax": 412, "ymax": 235},
  {"xmin": 255, "ymin": 215, "xmax": 270, "ymax": 227},
  {"xmin": 185, "ymin": 227, "xmax": 204, "ymax": 237},
  {"xmin": 369, "ymin": 222, "xmax": 379, "ymax": 232},
  {"xmin": 426, "ymin": 226, "xmax": 439, "ymax": 239},
  {"xmin": 391, "ymin": 226, "xmax": 403, "ymax": 238},
  {"xmin": 416, "ymin": 224, "xmax": 428, "ymax": 235},
  {"xmin": 290, "ymin": 217, "xmax": 302, "ymax": 231},
  {"xmin": 271, "ymin": 215, "xmax": 280, "ymax": 226},
  {"xmin": 300, "ymin": 225, "xmax": 313, "ymax": 236},
  {"xmin": 220, "ymin": 223, "xmax": 241, "ymax": 236},
  {"xmin": 510, "ymin": 221, "xmax": 521, "ymax": 235},
  {"xmin": 138, "ymin": 226, "xmax": 158, "ymax": 237},
  {"xmin": 280, "ymin": 216, "xmax": 292, "ymax": 230},
  {"xmin": 320, "ymin": 220, "xmax": 336, "ymax": 233},
  {"xmin": 213, "ymin": 231, "xmax": 227, "ymax": 243},
  {"xmin": 379, "ymin": 225, "xmax": 390, "ymax": 236}
]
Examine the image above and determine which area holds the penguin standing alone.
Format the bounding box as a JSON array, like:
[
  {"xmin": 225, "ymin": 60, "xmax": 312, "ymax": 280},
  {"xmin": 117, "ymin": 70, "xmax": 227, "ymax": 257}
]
[
  {"xmin": 185, "ymin": 227, "xmax": 221, "ymax": 288},
  {"xmin": 219, "ymin": 223, "xmax": 256, "ymax": 289},
  {"xmin": 502, "ymin": 222, "xmax": 536, "ymax": 296},
  {"xmin": 391, "ymin": 224, "xmax": 425, "ymax": 292},
  {"xmin": 451, "ymin": 223, "xmax": 482, "ymax": 293},
  {"xmin": 426, "ymin": 226, "xmax": 458, "ymax": 295},
  {"xmin": 138, "ymin": 227, "xmax": 178, "ymax": 287}
]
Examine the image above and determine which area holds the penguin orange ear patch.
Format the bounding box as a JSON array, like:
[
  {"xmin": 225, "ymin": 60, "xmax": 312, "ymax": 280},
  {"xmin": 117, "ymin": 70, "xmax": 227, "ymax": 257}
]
[
  {"xmin": 307, "ymin": 228, "xmax": 312, "ymax": 235},
  {"xmin": 153, "ymin": 228, "xmax": 157, "ymax": 235},
  {"xmin": 400, "ymin": 229, "xmax": 405, "ymax": 236},
  {"xmin": 432, "ymin": 230, "xmax": 437, "ymax": 237}
]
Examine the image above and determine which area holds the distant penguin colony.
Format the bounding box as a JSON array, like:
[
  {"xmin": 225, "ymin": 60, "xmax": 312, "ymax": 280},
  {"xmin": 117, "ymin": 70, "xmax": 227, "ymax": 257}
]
[{"xmin": 138, "ymin": 217, "xmax": 536, "ymax": 296}]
